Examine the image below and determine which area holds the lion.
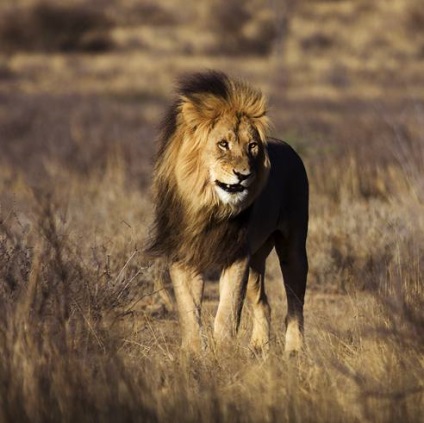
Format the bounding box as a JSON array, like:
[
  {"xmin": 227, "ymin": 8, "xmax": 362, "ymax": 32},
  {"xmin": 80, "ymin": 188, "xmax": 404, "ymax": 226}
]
[{"xmin": 146, "ymin": 71, "xmax": 308, "ymax": 355}]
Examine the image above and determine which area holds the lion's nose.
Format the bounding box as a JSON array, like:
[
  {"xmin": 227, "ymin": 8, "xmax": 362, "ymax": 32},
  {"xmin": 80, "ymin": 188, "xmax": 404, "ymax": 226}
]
[{"xmin": 233, "ymin": 169, "xmax": 251, "ymax": 181}]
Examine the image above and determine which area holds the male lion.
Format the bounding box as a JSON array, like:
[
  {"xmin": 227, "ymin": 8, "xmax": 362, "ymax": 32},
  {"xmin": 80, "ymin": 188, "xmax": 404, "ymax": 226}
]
[{"xmin": 147, "ymin": 71, "xmax": 308, "ymax": 355}]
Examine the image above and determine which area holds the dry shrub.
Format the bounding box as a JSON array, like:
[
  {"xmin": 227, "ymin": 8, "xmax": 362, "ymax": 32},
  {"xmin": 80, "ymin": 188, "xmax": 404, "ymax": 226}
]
[
  {"xmin": 330, "ymin": 250, "xmax": 424, "ymax": 422},
  {"xmin": 207, "ymin": 0, "xmax": 277, "ymax": 56},
  {"xmin": 118, "ymin": 2, "xmax": 176, "ymax": 27},
  {"xmin": 300, "ymin": 32, "xmax": 334, "ymax": 52},
  {"xmin": 0, "ymin": 2, "xmax": 114, "ymax": 53},
  {"xmin": 306, "ymin": 113, "xmax": 424, "ymax": 294},
  {"xmin": 0, "ymin": 58, "xmax": 14, "ymax": 79},
  {"xmin": 405, "ymin": 3, "xmax": 424, "ymax": 36},
  {"xmin": 377, "ymin": 240, "xmax": 424, "ymax": 354},
  {"xmin": 0, "ymin": 173, "xmax": 160, "ymax": 422}
]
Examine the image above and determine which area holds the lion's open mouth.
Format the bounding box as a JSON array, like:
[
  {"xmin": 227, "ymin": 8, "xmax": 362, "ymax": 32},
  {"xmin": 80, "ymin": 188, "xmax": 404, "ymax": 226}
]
[{"xmin": 215, "ymin": 181, "xmax": 247, "ymax": 194}]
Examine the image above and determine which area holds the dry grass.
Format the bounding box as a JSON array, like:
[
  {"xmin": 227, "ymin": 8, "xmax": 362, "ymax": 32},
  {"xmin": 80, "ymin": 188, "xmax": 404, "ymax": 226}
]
[
  {"xmin": 0, "ymin": 0, "xmax": 423, "ymax": 422},
  {"xmin": 0, "ymin": 169, "xmax": 422, "ymax": 422}
]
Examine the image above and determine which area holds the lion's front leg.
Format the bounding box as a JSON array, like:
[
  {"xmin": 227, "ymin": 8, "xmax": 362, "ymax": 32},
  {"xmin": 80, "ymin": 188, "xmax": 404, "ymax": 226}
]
[
  {"xmin": 169, "ymin": 263, "xmax": 205, "ymax": 353},
  {"xmin": 214, "ymin": 257, "xmax": 249, "ymax": 346},
  {"xmin": 247, "ymin": 259, "xmax": 271, "ymax": 354}
]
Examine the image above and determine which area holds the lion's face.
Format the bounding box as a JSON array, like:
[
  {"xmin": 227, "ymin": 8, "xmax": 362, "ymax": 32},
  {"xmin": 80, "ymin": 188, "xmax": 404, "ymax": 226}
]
[
  {"xmin": 155, "ymin": 71, "xmax": 270, "ymax": 220},
  {"xmin": 203, "ymin": 115, "xmax": 270, "ymax": 209}
]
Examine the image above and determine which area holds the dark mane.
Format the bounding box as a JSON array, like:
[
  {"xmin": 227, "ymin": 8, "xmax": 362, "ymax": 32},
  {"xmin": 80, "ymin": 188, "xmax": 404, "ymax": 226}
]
[
  {"xmin": 156, "ymin": 71, "xmax": 230, "ymax": 159},
  {"xmin": 146, "ymin": 70, "xmax": 267, "ymax": 271},
  {"xmin": 177, "ymin": 70, "xmax": 229, "ymax": 101},
  {"xmin": 146, "ymin": 178, "xmax": 251, "ymax": 271},
  {"xmin": 156, "ymin": 100, "xmax": 180, "ymax": 159}
]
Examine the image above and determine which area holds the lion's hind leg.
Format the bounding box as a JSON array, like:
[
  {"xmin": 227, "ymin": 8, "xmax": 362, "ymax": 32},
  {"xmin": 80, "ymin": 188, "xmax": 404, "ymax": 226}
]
[
  {"xmin": 275, "ymin": 232, "xmax": 308, "ymax": 355},
  {"xmin": 247, "ymin": 240, "xmax": 274, "ymax": 354}
]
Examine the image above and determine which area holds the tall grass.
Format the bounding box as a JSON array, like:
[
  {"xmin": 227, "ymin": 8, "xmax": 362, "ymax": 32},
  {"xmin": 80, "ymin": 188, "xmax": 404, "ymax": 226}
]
[{"xmin": 0, "ymin": 120, "xmax": 423, "ymax": 421}]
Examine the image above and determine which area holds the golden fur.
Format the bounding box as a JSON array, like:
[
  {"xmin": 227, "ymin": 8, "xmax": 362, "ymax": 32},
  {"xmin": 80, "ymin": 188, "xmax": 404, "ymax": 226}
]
[
  {"xmin": 158, "ymin": 72, "xmax": 269, "ymax": 216},
  {"xmin": 147, "ymin": 71, "xmax": 309, "ymax": 354}
]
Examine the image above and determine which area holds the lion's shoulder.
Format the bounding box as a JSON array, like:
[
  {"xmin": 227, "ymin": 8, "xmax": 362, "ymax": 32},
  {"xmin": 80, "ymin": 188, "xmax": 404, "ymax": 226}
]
[{"xmin": 267, "ymin": 138, "xmax": 308, "ymax": 179}]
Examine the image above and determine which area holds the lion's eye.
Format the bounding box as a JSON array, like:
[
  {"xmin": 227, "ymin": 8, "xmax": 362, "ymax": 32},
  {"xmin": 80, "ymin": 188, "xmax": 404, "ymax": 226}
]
[
  {"xmin": 249, "ymin": 142, "xmax": 258, "ymax": 152},
  {"xmin": 218, "ymin": 140, "xmax": 229, "ymax": 150}
]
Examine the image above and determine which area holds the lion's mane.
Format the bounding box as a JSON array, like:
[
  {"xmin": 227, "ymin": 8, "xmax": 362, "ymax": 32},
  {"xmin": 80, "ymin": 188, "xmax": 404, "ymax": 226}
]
[{"xmin": 146, "ymin": 71, "xmax": 269, "ymax": 270}]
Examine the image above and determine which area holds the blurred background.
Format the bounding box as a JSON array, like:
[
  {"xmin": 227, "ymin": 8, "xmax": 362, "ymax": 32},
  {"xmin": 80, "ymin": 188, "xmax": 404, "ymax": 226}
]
[{"xmin": 1, "ymin": 0, "xmax": 423, "ymax": 189}]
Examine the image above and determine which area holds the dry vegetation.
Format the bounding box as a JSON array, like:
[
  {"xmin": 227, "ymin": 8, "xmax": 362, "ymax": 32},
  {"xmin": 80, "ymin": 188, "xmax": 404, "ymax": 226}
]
[{"xmin": 0, "ymin": 0, "xmax": 423, "ymax": 422}]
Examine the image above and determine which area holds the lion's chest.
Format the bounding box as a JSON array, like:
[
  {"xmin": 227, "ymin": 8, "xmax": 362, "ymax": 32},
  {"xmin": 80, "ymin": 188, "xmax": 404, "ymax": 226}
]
[{"xmin": 176, "ymin": 208, "xmax": 251, "ymax": 271}]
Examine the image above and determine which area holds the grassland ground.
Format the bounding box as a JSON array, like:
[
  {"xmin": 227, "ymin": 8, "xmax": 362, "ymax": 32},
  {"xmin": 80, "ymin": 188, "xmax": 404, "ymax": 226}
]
[
  {"xmin": 0, "ymin": 154, "xmax": 422, "ymax": 422},
  {"xmin": 0, "ymin": 0, "xmax": 423, "ymax": 422}
]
